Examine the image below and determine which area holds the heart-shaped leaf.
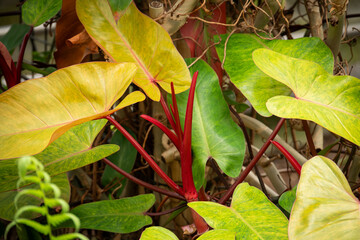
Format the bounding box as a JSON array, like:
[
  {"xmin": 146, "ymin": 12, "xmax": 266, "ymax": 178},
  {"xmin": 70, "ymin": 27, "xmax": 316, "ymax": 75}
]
[
  {"xmin": 140, "ymin": 226, "xmax": 179, "ymax": 240},
  {"xmin": 289, "ymin": 156, "xmax": 360, "ymax": 239},
  {"xmin": 174, "ymin": 59, "xmax": 245, "ymax": 189},
  {"xmin": 189, "ymin": 183, "xmax": 288, "ymax": 239},
  {"xmin": 68, "ymin": 194, "xmax": 155, "ymax": 233},
  {"xmin": 0, "ymin": 173, "xmax": 69, "ymax": 221},
  {"xmin": 0, "ymin": 119, "xmax": 118, "ymax": 193},
  {"xmin": 76, "ymin": 0, "xmax": 191, "ymax": 101},
  {"xmin": 215, "ymin": 34, "xmax": 333, "ymax": 116},
  {"xmin": 0, "ymin": 62, "xmax": 145, "ymax": 159},
  {"xmin": 101, "ymin": 128, "xmax": 137, "ymax": 196},
  {"xmin": 22, "ymin": 0, "xmax": 62, "ymax": 27},
  {"xmin": 253, "ymin": 48, "xmax": 360, "ymax": 146}
]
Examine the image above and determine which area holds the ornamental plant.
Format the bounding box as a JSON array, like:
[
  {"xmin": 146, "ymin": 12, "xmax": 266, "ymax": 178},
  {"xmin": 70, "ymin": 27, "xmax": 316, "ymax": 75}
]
[{"xmin": 0, "ymin": 0, "xmax": 359, "ymax": 239}]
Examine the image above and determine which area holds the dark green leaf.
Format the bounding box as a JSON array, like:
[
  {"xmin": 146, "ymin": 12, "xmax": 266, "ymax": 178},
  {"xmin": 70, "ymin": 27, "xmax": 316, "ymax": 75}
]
[
  {"xmin": 0, "ymin": 24, "xmax": 31, "ymax": 53},
  {"xmin": 278, "ymin": 186, "xmax": 297, "ymax": 214},
  {"xmin": 70, "ymin": 194, "xmax": 155, "ymax": 233},
  {"xmin": 108, "ymin": 0, "xmax": 132, "ymax": 13}
]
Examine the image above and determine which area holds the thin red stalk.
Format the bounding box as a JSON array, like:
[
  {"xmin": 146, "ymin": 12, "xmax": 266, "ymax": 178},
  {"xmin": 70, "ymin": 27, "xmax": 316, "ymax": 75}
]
[
  {"xmin": 141, "ymin": 114, "xmax": 180, "ymax": 149},
  {"xmin": 271, "ymin": 141, "xmax": 302, "ymax": 175},
  {"xmin": 105, "ymin": 115, "xmax": 184, "ymax": 196},
  {"xmin": 302, "ymin": 120, "xmax": 317, "ymax": 156},
  {"xmin": 181, "ymin": 72, "xmax": 199, "ymax": 201},
  {"xmin": 0, "ymin": 54, "xmax": 15, "ymax": 88},
  {"xmin": 171, "ymin": 82, "xmax": 184, "ymax": 140},
  {"xmin": 219, "ymin": 118, "xmax": 286, "ymax": 204},
  {"xmin": 102, "ymin": 158, "xmax": 185, "ymax": 200},
  {"xmin": 160, "ymin": 94, "xmax": 177, "ymax": 132},
  {"xmin": 16, "ymin": 26, "xmax": 33, "ymax": 84}
]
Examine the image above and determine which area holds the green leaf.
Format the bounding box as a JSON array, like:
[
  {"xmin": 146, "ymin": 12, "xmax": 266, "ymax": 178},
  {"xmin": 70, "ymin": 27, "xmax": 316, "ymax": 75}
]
[
  {"xmin": 0, "ymin": 120, "xmax": 118, "ymax": 193},
  {"xmin": 197, "ymin": 229, "xmax": 236, "ymax": 240},
  {"xmin": 0, "ymin": 24, "xmax": 31, "ymax": 53},
  {"xmin": 69, "ymin": 194, "xmax": 155, "ymax": 233},
  {"xmin": 215, "ymin": 34, "xmax": 333, "ymax": 116},
  {"xmin": 0, "ymin": 62, "xmax": 145, "ymax": 159},
  {"xmin": 140, "ymin": 226, "xmax": 179, "ymax": 240},
  {"xmin": 289, "ymin": 156, "xmax": 360, "ymax": 239},
  {"xmin": 101, "ymin": 128, "xmax": 137, "ymax": 196},
  {"xmin": 175, "ymin": 59, "xmax": 245, "ymax": 189},
  {"xmin": 278, "ymin": 186, "xmax": 297, "ymax": 214},
  {"xmin": 108, "ymin": 0, "xmax": 132, "ymax": 13},
  {"xmin": 76, "ymin": 0, "xmax": 191, "ymax": 101},
  {"xmin": 0, "ymin": 173, "xmax": 69, "ymax": 221},
  {"xmin": 253, "ymin": 48, "xmax": 360, "ymax": 146},
  {"xmin": 22, "ymin": 0, "xmax": 62, "ymax": 27},
  {"xmin": 189, "ymin": 183, "xmax": 288, "ymax": 239}
]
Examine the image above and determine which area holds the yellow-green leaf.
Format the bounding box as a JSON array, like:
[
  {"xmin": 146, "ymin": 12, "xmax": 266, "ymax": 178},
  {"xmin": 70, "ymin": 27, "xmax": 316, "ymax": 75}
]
[
  {"xmin": 289, "ymin": 156, "xmax": 360, "ymax": 239},
  {"xmin": 0, "ymin": 62, "xmax": 145, "ymax": 159},
  {"xmin": 140, "ymin": 226, "xmax": 179, "ymax": 240},
  {"xmin": 252, "ymin": 48, "xmax": 360, "ymax": 146},
  {"xmin": 76, "ymin": 0, "xmax": 191, "ymax": 101}
]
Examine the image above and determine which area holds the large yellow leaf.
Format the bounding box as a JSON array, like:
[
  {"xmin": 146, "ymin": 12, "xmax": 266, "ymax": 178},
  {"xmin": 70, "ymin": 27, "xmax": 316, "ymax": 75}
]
[
  {"xmin": 0, "ymin": 62, "xmax": 145, "ymax": 159},
  {"xmin": 76, "ymin": 0, "xmax": 191, "ymax": 101}
]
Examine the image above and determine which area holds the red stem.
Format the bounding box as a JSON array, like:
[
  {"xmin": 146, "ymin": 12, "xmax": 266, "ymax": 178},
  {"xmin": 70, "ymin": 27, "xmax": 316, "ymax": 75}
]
[
  {"xmin": 16, "ymin": 26, "xmax": 33, "ymax": 85},
  {"xmin": 105, "ymin": 115, "xmax": 184, "ymax": 196},
  {"xmin": 219, "ymin": 118, "xmax": 286, "ymax": 204},
  {"xmin": 140, "ymin": 114, "xmax": 180, "ymax": 149},
  {"xmin": 302, "ymin": 120, "xmax": 317, "ymax": 156},
  {"xmin": 102, "ymin": 158, "xmax": 185, "ymax": 200},
  {"xmin": 0, "ymin": 54, "xmax": 15, "ymax": 88},
  {"xmin": 271, "ymin": 141, "xmax": 302, "ymax": 175},
  {"xmin": 171, "ymin": 82, "xmax": 184, "ymax": 141},
  {"xmin": 181, "ymin": 72, "xmax": 199, "ymax": 201},
  {"xmin": 160, "ymin": 94, "xmax": 177, "ymax": 133}
]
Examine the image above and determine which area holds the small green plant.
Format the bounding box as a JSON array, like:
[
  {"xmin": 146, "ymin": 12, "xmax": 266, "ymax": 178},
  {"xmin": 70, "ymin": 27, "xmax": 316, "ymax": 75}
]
[{"xmin": 5, "ymin": 156, "xmax": 88, "ymax": 240}]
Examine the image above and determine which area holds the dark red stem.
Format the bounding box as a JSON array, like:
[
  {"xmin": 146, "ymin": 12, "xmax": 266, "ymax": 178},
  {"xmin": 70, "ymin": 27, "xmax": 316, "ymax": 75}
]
[
  {"xmin": 16, "ymin": 26, "xmax": 33, "ymax": 85},
  {"xmin": 140, "ymin": 114, "xmax": 180, "ymax": 149},
  {"xmin": 219, "ymin": 118, "xmax": 286, "ymax": 204},
  {"xmin": 0, "ymin": 54, "xmax": 15, "ymax": 88},
  {"xmin": 170, "ymin": 82, "xmax": 184, "ymax": 141},
  {"xmin": 145, "ymin": 203, "xmax": 187, "ymax": 216},
  {"xmin": 181, "ymin": 72, "xmax": 198, "ymax": 201},
  {"xmin": 302, "ymin": 120, "xmax": 317, "ymax": 156},
  {"xmin": 105, "ymin": 115, "xmax": 184, "ymax": 196},
  {"xmin": 102, "ymin": 158, "xmax": 185, "ymax": 200},
  {"xmin": 160, "ymin": 94, "xmax": 177, "ymax": 133},
  {"xmin": 270, "ymin": 141, "xmax": 302, "ymax": 175}
]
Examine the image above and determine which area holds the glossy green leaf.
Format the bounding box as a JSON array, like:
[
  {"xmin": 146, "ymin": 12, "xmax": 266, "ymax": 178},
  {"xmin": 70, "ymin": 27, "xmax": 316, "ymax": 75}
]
[
  {"xmin": 101, "ymin": 128, "xmax": 137, "ymax": 196},
  {"xmin": 278, "ymin": 186, "xmax": 297, "ymax": 214},
  {"xmin": 189, "ymin": 183, "xmax": 288, "ymax": 239},
  {"xmin": 0, "ymin": 173, "xmax": 69, "ymax": 221},
  {"xmin": 0, "ymin": 62, "xmax": 145, "ymax": 159},
  {"xmin": 108, "ymin": 0, "xmax": 132, "ymax": 13},
  {"xmin": 69, "ymin": 194, "xmax": 155, "ymax": 233},
  {"xmin": 253, "ymin": 48, "xmax": 360, "ymax": 146},
  {"xmin": 76, "ymin": 0, "xmax": 191, "ymax": 101},
  {"xmin": 0, "ymin": 24, "xmax": 31, "ymax": 53},
  {"xmin": 140, "ymin": 226, "xmax": 179, "ymax": 240},
  {"xmin": 215, "ymin": 34, "xmax": 333, "ymax": 116},
  {"xmin": 289, "ymin": 156, "xmax": 360, "ymax": 239},
  {"xmin": 22, "ymin": 0, "xmax": 62, "ymax": 27},
  {"xmin": 0, "ymin": 120, "xmax": 118, "ymax": 193},
  {"xmin": 175, "ymin": 59, "xmax": 245, "ymax": 188},
  {"xmin": 197, "ymin": 229, "xmax": 236, "ymax": 240}
]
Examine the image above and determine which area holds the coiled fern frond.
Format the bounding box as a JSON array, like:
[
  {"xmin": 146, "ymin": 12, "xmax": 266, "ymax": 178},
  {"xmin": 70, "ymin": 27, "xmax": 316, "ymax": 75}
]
[{"xmin": 5, "ymin": 156, "xmax": 88, "ymax": 240}]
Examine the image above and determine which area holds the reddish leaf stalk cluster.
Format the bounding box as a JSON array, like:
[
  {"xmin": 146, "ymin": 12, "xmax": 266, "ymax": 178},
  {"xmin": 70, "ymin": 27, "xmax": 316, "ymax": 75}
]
[
  {"xmin": 271, "ymin": 140, "xmax": 302, "ymax": 175},
  {"xmin": 0, "ymin": 27, "xmax": 33, "ymax": 89}
]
